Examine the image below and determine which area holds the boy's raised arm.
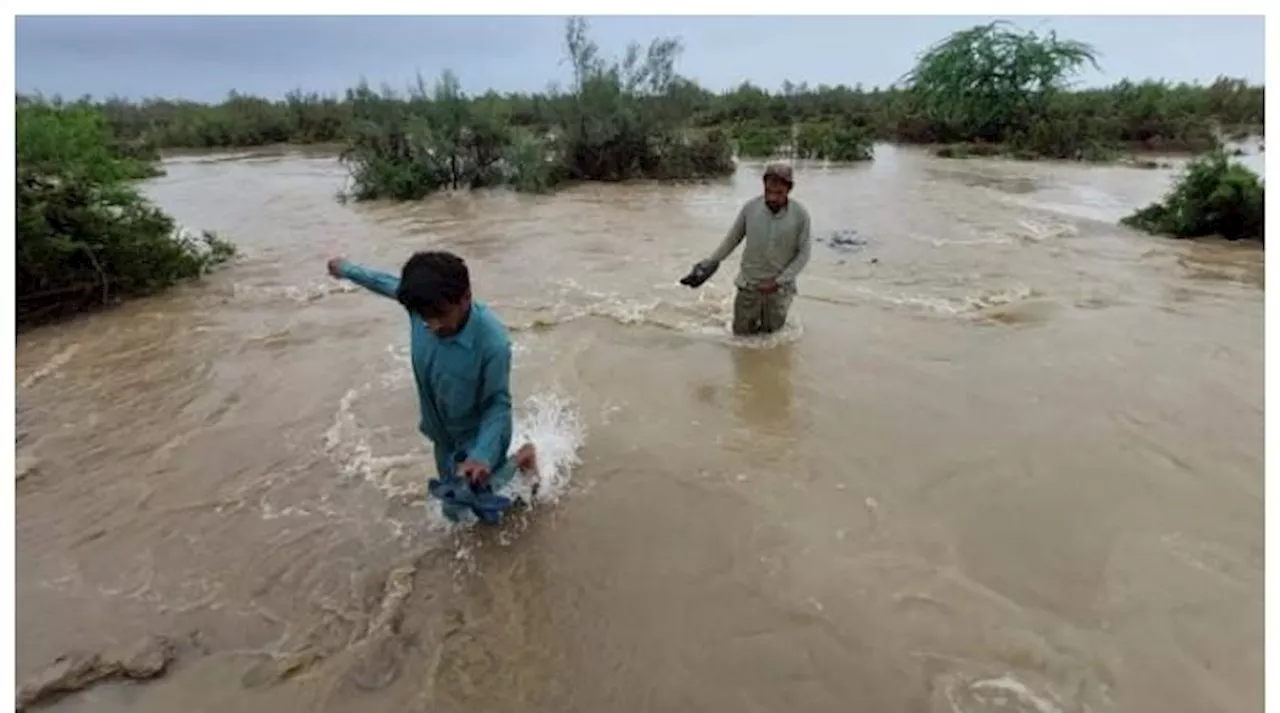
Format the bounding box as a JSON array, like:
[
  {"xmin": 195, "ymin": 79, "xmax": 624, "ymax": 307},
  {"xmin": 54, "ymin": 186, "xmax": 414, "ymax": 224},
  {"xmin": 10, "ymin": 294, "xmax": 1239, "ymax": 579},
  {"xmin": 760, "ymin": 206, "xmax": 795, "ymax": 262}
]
[{"xmin": 328, "ymin": 256, "xmax": 400, "ymax": 299}]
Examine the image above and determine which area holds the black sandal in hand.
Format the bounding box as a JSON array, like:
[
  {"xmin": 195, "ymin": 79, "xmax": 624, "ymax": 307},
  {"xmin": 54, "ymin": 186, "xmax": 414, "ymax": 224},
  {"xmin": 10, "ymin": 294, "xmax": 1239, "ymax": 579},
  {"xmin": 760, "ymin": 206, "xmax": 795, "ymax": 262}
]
[{"xmin": 679, "ymin": 260, "xmax": 718, "ymax": 288}]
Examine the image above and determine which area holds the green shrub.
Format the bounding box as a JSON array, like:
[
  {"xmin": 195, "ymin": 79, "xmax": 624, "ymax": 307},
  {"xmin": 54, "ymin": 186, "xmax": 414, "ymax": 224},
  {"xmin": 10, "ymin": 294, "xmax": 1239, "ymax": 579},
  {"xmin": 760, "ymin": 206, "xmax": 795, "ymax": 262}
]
[
  {"xmin": 339, "ymin": 18, "xmax": 734, "ymax": 200},
  {"xmin": 795, "ymin": 120, "xmax": 874, "ymax": 161},
  {"xmin": 1121, "ymin": 148, "xmax": 1264, "ymax": 242},
  {"xmin": 16, "ymin": 100, "xmax": 236, "ymax": 325},
  {"xmin": 731, "ymin": 121, "xmax": 790, "ymax": 158}
]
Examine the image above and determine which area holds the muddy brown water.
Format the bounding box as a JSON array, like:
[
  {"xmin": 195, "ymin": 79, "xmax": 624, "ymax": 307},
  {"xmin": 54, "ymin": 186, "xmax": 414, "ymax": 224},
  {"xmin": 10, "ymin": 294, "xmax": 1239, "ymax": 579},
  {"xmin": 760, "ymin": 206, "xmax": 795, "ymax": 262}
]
[{"xmin": 15, "ymin": 145, "xmax": 1264, "ymax": 713}]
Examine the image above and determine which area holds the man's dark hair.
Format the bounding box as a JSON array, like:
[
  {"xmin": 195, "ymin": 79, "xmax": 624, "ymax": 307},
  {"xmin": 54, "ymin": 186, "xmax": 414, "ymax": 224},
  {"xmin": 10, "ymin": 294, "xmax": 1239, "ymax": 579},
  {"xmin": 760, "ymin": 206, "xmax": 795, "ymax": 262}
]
[{"xmin": 396, "ymin": 251, "xmax": 470, "ymax": 318}]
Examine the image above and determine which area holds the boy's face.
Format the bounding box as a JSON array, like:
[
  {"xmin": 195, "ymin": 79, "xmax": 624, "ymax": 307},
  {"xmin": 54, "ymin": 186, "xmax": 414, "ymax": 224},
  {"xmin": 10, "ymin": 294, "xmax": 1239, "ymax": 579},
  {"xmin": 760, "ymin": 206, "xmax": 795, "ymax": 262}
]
[{"xmin": 424, "ymin": 296, "xmax": 471, "ymax": 337}]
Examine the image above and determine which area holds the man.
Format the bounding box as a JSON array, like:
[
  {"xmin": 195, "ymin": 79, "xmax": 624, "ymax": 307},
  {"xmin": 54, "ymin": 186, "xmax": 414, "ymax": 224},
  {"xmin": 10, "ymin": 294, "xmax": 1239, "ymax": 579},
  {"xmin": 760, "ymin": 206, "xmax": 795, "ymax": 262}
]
[
  {"xmin": 684, "ymin": 162, "xmax": 812, "ymax": 336},
  {"xmin": 327, "ymin": 250, "xmax": 536, "ymax": 524}
]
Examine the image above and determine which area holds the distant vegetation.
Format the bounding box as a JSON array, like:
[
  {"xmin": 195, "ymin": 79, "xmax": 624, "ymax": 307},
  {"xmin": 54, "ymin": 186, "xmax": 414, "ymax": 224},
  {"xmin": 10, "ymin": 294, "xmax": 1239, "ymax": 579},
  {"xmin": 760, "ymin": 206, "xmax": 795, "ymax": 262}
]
[
  {"xmin": 16, "ymin": 96, "xmax": 236, "ymax": 327},
  {"xmin": 14, "ymin": 17, "xmax": 1265, "ymax": 328},
  {"xmin": 37, "ymin": 20, "xmax": 1259, "ymax": 170}
]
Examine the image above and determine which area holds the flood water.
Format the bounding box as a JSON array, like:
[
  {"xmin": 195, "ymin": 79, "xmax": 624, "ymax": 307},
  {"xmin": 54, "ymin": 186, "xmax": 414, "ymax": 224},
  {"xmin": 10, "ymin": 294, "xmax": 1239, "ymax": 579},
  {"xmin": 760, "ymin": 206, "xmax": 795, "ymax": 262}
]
[{"xmin": 14, "ymin": 145, "xmax": 1264, "ymax": 713}]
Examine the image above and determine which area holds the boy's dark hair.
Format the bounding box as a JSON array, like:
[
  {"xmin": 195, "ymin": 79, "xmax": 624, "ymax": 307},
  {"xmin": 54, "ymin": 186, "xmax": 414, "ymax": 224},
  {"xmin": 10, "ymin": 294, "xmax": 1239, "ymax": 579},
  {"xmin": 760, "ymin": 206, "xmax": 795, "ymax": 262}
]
[{"xmin": 396, "ymin": 251, "xmax": 471, "ymax": 318}]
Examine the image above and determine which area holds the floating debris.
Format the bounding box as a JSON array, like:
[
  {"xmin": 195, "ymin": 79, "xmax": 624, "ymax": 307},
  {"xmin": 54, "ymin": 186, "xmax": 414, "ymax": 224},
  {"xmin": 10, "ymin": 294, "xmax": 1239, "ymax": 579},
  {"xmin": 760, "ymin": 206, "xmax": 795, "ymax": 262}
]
[{"xmin": 817, "ymin": 229, "xmax": 869, "ymax": 253}]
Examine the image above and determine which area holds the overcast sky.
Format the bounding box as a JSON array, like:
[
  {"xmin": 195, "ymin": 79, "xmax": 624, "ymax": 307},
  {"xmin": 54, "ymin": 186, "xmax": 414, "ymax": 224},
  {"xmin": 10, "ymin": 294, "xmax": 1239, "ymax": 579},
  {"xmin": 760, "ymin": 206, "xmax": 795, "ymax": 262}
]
[{"xmin": 14, "ymin": 15, "xmax": 1266, "ymax": 102}]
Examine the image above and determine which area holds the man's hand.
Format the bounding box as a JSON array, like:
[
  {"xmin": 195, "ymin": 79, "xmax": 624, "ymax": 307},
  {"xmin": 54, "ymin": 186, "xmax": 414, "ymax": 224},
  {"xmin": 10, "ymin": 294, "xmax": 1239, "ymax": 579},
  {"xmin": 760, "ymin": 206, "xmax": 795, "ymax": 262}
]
[
  {"xmin": 758, "ymin": 278, "xmax": 780, "ymax": 293},
  {"xmin": 326, "ymin": 256, "xmax": 346, "ymax": 278},
  {"xmin": 679, "ymin": 260, "xmax": 719, "ymax": 289},
  {"xmin": 458, "ymin": 459, "xmax": 492, "ymax": 486}
]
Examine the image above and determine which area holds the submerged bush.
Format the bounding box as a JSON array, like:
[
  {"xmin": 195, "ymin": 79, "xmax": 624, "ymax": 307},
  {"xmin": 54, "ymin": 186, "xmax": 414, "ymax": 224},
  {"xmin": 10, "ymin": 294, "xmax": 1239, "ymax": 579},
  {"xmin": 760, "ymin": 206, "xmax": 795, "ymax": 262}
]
[
  {"xmin": 339, "ymin": 73, "xmax": 519, "ymax": 200},
  {"xmin": 933, "ymin": 142, "xmax": 1003, "ymax": 159},
  {"xmin": 641, "ymin": 129, "xmax": 736, "ymax": 180},
  {"xmin": 339, "ymin": 18, "xmax": 733, "ymax": 201},
  {"xmin": 556, "ymin": 17, "xmax": 734, "ymax": 183},
  {"xmin": 16, "ymin": 100, "xmax": 236, "ymax": 326},
  {"xmin": 795, "ymin": 120, "xmax": 874, "ymax": 161},
  {"xmin": 730, "ymin": 121, "xmax": 790, "ymax": 159},
  {"xmin": 1121, "ymin": 148, "xmax": 1264, "ymax": 242},
  {"xmin": 501, "ymin": 130, "xmax": 566, "ymax": 193}
]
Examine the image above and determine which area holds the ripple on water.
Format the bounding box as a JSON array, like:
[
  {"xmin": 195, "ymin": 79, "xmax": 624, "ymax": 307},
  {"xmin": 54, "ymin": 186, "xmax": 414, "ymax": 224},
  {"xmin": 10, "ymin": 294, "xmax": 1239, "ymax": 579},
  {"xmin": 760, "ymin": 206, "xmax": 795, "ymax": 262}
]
[{"xmin": 932, "ymin": 672, "xmax": 1071, "ymax": 713}]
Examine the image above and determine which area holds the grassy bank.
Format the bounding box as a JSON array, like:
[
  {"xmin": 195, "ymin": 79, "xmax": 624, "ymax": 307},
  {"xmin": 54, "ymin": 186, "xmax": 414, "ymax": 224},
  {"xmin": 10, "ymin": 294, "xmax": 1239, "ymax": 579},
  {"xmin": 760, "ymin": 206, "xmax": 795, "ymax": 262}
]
[{"xmin": 16, "ymin": 96, "xmax": 237, "ymax": 327}]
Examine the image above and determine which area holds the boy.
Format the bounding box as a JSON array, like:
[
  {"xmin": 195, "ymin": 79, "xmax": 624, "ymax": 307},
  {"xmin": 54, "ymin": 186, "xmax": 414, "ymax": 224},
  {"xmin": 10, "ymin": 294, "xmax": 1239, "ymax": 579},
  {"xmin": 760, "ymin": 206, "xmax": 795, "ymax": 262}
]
[{"xmin": 327, "ymin": 250, "xmax": 536, "ymax": 524}]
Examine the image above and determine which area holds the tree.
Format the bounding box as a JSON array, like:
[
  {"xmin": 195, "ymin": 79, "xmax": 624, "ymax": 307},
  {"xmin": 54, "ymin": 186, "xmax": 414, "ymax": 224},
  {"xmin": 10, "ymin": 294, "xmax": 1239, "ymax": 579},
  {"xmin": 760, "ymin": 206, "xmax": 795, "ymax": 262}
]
[{"xmin": 902, "ymin": 22, "xmax": 1100, "ymax": 144}]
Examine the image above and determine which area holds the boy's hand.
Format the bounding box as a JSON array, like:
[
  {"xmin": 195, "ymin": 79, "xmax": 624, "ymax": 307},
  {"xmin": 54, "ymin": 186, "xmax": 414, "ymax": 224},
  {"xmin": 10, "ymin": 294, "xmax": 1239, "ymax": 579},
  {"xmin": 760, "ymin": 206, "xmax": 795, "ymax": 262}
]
[
  {"xmin": 458, "ymin": 460, "xmax": 491, "ymax": 486},
  {"xmin": 326, "ymin": 256, "xmax": 346, "ymax": 278}
]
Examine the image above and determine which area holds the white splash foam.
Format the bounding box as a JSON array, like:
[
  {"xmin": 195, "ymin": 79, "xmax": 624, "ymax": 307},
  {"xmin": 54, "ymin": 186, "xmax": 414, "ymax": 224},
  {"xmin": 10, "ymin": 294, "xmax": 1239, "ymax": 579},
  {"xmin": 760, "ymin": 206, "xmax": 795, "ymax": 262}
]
[
  {"xmin": 938, "ymin": 672, "xmax": 1067, "ymax": 713},
  {"xmin": 694, "ymin": 318, "xmax": 806, "ymax": 348},
  {"xmin": 504, "ymin": 392, "xmax": 586, "ymax": 506},
  {"xmin": 961, "ymin": 285, "xmax": 1036, "ymax": 311},
  {"xmin": 1012, "ymin": 219, "xmax": 1078, "ymax": 243},
  {"xmin": 322, "ymin": 369, "xmax": 585, "ymax": 534},
  {"xmin": 969, "ymin": 676, "xmax": 1063, "ymax": 713},
  {"xmin": 501, "ymin": 278, "xmax": 740, "ymax": 336},
  {"xmin": 321, "ymin": 383, "xmax": 423, "ymax": 499},
  {"xmin": 825, "ymin": 283, "xmax": 1035, "ymax": 319},
  {"xmin": 427, "ymin": 394, "xmax": 585, "ymax": 545},
  {"xmin": 232, "ymin": 280, "xmax": 358, "ymax": 304},
  {"xmin": 929, "ymin": 236, "xmax": 1016, "ymax": 248}
]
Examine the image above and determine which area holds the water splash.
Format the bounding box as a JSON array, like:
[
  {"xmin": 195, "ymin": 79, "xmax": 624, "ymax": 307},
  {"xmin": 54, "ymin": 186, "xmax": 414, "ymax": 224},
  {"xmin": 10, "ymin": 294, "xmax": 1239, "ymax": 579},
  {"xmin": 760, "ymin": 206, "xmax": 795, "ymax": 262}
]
[
  {"xmin": 322, "ymin": 371, "xmax": 585, "ymax": 535},
  {"xmin": 505, "ymin": 391, "xmax": 586, "ymax": 507}
]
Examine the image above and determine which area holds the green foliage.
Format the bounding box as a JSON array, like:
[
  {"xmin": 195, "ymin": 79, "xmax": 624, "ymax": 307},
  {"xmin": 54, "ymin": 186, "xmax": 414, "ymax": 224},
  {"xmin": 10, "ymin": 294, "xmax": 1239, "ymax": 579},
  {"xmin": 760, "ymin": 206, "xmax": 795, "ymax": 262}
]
[
  {"xmin": 502, "ymin": 130, "xmax": 565, "ymax": 193},
  {"xmin": 1122, "ymin": 149, "xmax": 1265, "ymax": 242},
  {"xmin": 795, "ymin": 120, "xmax": 874, "ymax": 161},
  {"xmin": 729, "ymin": 121, "xmax": 790, "ymax": 158},
  {"xmin": 338, "ymin": 17, "xmax": 733, "ymax": 200},
  {"xmin": 95, "ymin": 89, "xmax": 349, "ymax": 149},
  {"xmin": 16, "ymin": 99, "xmax": 236, "ymax": 326},
  {"xmin": 16, "ymin": 96, "xmax": 164, "ymax": 181},
  {"xmin": 339, "ymin": 72, "xmax": 519, "ymax": 200},
  {"xmin": 57, "ymin": 60, "xmax": 1259, "ymax": 163},
  {"xmin": 557, "ymin": 17, "xmax": 734, "ymax": 182},
  {"xmin": 902, "ymin": 22, "xmax": 1101, "ymax": 144},
  {"xmin": 22, "ymin": 20, "xmax": 1265, "ymax": 188}
]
